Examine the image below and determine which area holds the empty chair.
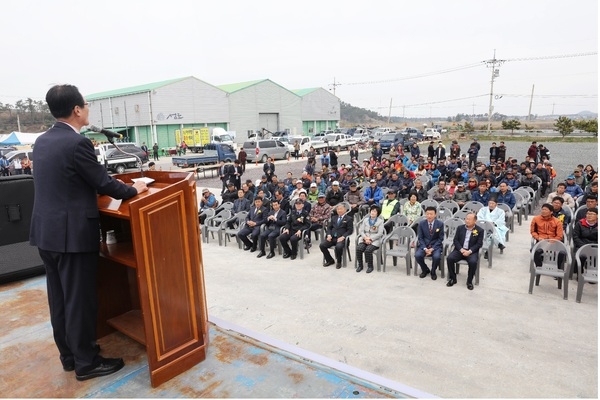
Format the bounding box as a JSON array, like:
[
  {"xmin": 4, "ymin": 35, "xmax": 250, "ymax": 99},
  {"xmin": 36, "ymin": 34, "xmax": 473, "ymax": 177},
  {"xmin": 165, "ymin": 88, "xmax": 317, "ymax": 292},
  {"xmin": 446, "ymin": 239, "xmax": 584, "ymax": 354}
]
[
  {"xmin": 512, "ymin": 191, "xmax": 527, "ymax": 225},
  {"xmin": 462, "ymin": 201, "xmax": 485, "ymax": 214},
  {"xmin": 439, "ymin": 200, "xmax": 460, "ymax": 215},
  {"xmin": 529, "ymin": 239, "xmax": 572, "ymax": 300},
  {"xmin": 386, "ymin": 213, "xmax": 410, "ymax": 228},
  {"xmin": 475, "ymin": 220, "xmax": 496, "ymax": 269},
  {"xmin": 575, "ymin": 244, "xmax": 598, "ymax": 303},
  {"xmin": 453, "ymin": 208, "xmax": 471, "ymax": 220},
  {"xmin": 441, "ymin": 217, "xmax": 465, "ymax": 276},
  {"xmin": 437, "ymin": 206, "xmax": 455, "ymax": 221},
  {"xmin": 203, "ymin": 209, "xmax": 232, "ymax": 245},
  {"xmin": 421, "ymin": 199, "xmax": 439, "ymax": 211},
  {"xmin": 516, "ymin": 187, "xmax": 535, "ymax": 216},
  {"xmin": 222, "ymin": 211, "xmax": 248, "ymax": 248},
  {"xmin": 382, "ymin": 226, "xmax": 417, "ymax": 274}
]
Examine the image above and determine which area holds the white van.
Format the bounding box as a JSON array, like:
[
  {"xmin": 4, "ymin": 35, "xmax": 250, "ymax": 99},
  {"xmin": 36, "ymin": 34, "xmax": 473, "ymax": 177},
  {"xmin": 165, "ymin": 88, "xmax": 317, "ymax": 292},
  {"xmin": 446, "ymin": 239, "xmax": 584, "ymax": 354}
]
[{"xmin": 423, "ymin": 128, "xmax": 441, "ymax": 140}]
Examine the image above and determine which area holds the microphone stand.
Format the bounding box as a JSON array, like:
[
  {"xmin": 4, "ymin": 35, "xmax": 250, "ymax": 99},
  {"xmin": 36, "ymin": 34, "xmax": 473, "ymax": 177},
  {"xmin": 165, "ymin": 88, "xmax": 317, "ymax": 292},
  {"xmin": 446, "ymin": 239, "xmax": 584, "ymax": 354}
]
[{"xmin": 107, "ymin": 137, "xmax": 144, "ymax": 178}]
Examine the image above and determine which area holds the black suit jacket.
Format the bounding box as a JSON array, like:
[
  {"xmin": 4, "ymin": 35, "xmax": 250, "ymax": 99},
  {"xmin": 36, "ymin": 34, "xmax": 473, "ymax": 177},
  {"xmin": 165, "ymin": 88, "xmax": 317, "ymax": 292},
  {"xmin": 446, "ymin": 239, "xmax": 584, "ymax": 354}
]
[
  {"xmin": 452, "ymin": 224, "xmax": 484, "ymax": 254},
  {"xmin": 246, "ymin": 206, "xmax": 267, "ymax": 226},
  {"xmin": 265, "ymin": 209, "xmax": 288, "ymax": 231},
  {"xmin": 30, "ymin": 122, "xmax": 137, "ymax": 253},
  {"xmin": 327, "ymin": 213, "xmax": 354, "ymax": 238}
]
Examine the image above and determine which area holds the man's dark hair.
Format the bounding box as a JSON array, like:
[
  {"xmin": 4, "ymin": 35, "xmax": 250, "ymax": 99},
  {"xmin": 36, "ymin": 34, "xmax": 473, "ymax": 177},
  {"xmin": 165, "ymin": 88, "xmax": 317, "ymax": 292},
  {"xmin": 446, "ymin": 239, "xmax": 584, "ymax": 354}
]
[
  {"xmin": 541, "ymin": 203, "xmax": 553, "ymax": 212},
  {"xmin": 552, "ymin": 196, "xmax": 565, "ymax": 204},
  {"xmin": 556, "ymin": 182, "xmax": 566, "ymax": 188},
  {"xmin": 46, "ymin": 84, "xmax": 85, "ymax": 119},
  {"xmin": 425, "ymin": 206, "xmax": 437, "ymax": 213}
]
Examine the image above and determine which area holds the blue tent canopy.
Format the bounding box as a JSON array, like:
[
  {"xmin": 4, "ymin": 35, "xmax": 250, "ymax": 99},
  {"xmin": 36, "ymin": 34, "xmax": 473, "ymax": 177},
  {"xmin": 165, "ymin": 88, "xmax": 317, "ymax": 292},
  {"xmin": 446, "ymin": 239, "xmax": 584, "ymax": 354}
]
[{"xmin": 0, "ymin": 132, "xmax": 20, "ymax": 145}]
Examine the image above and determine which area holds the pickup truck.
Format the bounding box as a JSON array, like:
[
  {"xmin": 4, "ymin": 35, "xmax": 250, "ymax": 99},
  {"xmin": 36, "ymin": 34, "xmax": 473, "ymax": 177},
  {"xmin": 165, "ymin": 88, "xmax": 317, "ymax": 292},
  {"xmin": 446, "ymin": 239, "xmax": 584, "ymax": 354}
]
[
  {"xmin": 95, "ymin": 144, "xmax": 149, "ymax": 174},
  {"xmin": 311, "ymin": 133, "xmax": 356, "ymax": 153},
  {"xmin": 171, "ymin": 143, "xmax": 236, "ymax": 168}
]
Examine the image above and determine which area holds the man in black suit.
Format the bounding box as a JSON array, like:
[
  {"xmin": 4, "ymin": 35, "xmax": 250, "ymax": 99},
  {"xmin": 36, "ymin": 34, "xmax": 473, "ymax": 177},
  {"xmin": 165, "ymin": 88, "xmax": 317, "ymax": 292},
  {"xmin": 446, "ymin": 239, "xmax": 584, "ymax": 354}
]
[
  {"xmin": 320, "ymin": 204, "xmax": 354, "ymax": 269},
  {"xmin": 256, "ymin": 199, "xmax": 288, "ymax": 259},
  {"xmin": 29, "ymin": 84, "xmax": 148, "ymax": 381},
  {"xmin": 237, "ymin": 197, "xmax": 267, "ymax": 252},
  {"xmin": 446, "ymin": 212, "xmax": 484, "ymax": 290},
  {"xmin": 349, "ymin": 145, "xmax": 359, "ymax": 163},
  {"xmin": 263, "ymin": 157, "xmax": 275, "ymax": 182},
  {"xmin": 279, "ymin": 198, "xmax": 311, "ymax": 260},
  {"xmin": 415, "ymin": 206, "xmax": 445, "ymax": 280}
]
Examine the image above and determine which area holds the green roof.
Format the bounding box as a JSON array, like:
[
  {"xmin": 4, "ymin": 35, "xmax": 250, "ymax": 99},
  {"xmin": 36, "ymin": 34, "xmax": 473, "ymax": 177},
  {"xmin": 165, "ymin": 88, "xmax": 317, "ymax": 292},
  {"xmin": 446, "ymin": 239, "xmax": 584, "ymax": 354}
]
[
  {"xmin": 216, "ymin": 79, "xmax": 267, "ymax": 93},
  {"xmin": 86, "ymin": 77, "xmax": 192, "ymax": 100},
  {"xmin": 291, "ymin": 88, "xmax": 320, "ymax": 97}
]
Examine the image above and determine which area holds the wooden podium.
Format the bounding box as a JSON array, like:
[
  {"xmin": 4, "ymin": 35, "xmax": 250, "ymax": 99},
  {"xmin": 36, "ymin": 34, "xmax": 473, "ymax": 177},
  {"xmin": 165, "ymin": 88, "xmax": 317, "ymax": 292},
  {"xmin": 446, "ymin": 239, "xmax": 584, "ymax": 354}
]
[{"xmin": 96, "ymin": 171, "xmax": 208, "ymax": 387}]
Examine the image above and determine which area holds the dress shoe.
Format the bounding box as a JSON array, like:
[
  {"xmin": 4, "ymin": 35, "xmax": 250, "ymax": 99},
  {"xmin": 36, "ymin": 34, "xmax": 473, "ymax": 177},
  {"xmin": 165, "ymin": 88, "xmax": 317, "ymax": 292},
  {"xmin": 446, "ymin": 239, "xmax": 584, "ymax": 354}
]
[
  {"xmin": 256, "ymin": 251, "xmax": 266, "ymax": 258},
  {"xmin": 336, "ymin": 262, "xmax": 342, "ymax": 269},
  {"xmin": 467, "ymin": 283, "xmax": 474, "ymax": 290},
  {"xmin": 243, "ymin": 245, "xmax": 252, "ymax": 251},
  {"xmin": 446, "ymin": 279, "xmax": 457, "ymax": 287},
  {"xmin": 290, "ymin": 254, "xmax": 297, "ymax": 260},
  {"xmin": 323, "ymin": 260, "xmax": 335, "ymax": 267},
  {"xmin": 63, "ymin": 361, "xmax": 75, "ymax": 372},
  {"xmin": 498, "ymin": 244, "xmax": 505, "ymax": 254},
  {"xmin": 250, "ymin": 247, "xmax": 257, "ymax": 253},
  {"xmin": 356, "ymin": 266, "xmax": 363, "ymax": 273},
  {"xmin": 366, "ymin": 267, "xmax": 373, "ymax": 274},
  {"xmin": 483, "ymin": 251, "xmax": 488, "ymax": 260},
  {"xmin": 431, "ymin": 272, "xmax": 437, "ymax": 280},
  {"xmin": 75, "ymin": 357, "xmax": 124, "ymax": 381},
  {"xmin": 283, "ymin": 253, "xmax": 291, "ymax": 259},
  {"xmin": 419, "ymin": 271, "xmax": 430, "ymax": 278},
  {"xmin": 266, "ymin": 252, "xmax": 275, "ymax": 259}
]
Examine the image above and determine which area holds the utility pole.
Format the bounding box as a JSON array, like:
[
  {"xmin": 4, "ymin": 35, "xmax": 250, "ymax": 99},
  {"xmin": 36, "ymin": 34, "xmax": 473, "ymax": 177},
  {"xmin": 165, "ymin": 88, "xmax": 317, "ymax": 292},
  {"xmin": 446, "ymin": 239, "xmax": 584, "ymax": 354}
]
[
  {"xmin": 387, "ymin": 98, "xmax": 392, "ymax": 124},
  {"xmin": 329, "ymin": 77, "xmax": 341, "ymax": 97},
  {"xmin": 528, "ymin": 84, "xmax": 535, "ymax": 121},
  {"xmin": 485, "ymin": 50, "xmax": 505, "ymax": 136}
]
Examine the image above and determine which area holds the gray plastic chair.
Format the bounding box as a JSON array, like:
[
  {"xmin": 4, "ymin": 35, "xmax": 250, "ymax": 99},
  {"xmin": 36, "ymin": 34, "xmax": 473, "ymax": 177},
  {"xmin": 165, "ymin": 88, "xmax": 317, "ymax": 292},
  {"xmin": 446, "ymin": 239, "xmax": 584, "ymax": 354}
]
[
  {"xmin": 496, "ymin": 203, "xmax": 514, "ymax": 239},
  {"xmin": 438, "ymin": 199, "xmax": 460, "ymax": 215},
  {"xmin": 223, "ymin": 211, "xmax": 248, "ymax": 248},
  {"xmin": 382, "ymin": 226, "xmax": 417, "ymax": 275},
  {"xmin": 437, "ymin": 206, "xmax": 455, "ymax": 221},
  {"xmin": 441, "ymin": 218, "xmax": 464, "ymax": 277},
  {"xmin": 529, "ymin": 239, "xmax": 572, "ymax": 300},
  {"xmin": 453, "ymin": 208, "xmax": 471, "ymax": 220},
  {"xmin": 512, "ymin": 191, "xmax": 527, "ymax": 224},
  {"xmin": 475, "ymin": 220, "xmax": 496, "ymax": 269},
  {"xmin": 575, "ymin": 244, "xmax": 598, "ymax": 303},
  {"xmin": 421, "ymin": 199, "xmax": 439, "ymax": 211},
  {"xmin": 462, "ymin": 201, "xmax": 485, "ymax": 214},
  {"xmin": 204, "ymin": 209, "xmax": 232, "ymax": 245}
]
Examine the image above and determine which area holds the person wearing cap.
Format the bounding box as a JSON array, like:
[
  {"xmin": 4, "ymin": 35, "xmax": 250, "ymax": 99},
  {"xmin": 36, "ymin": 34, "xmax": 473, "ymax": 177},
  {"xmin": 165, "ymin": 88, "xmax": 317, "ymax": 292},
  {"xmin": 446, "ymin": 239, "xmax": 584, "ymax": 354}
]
[
  {"xmin": 573, "ymin": 207, "xmax": 598, "ymax": 276},
  {"xmin": 518, "ymin": 169, "xmax": 539, "ymax": 191},
  {"xmin": 306, "ymin": 192, "xmax": 332, "ymax": 246},
  {"xmin": 415, "ymin": 206, "xmax": 444, "ymax": 280},
  {"xmin": 290, "ymin": 180, "xmax": 307, "ymax": 202},
  {"xmin": 527, "ymin": 141, "xmax": 538, "ymax": 163},
  {"xmin": 307, "ymin": 182, "xmax": 320, "ymax": 201},
  {"xmin": 381, "ymin": 190, "xmax": 401, "ymax": 231},
  {"xmin": 453, "ymin": 181, "xmax": 472, "ymax": 208},
  {"xmin": 498, "ymin": 170, "xmax": 519, "ymax": 191},
  {"xmin": 530, "ymin": 203, "xmax": 565, "ymax": 268},
  {"xmin": 326, "ymin": 180, "xmax": 344, "ymax": 206},
  {"xmin": 546, "ymin": 182, "xmax": 575, "ymax": 209},
  {"xmin": 364, "ymin": 178, "xmax": 384, "ymax": 207},
  {"xmin": 321, "ymin": 203, "xmax": 354, "ymax": 269},
  {"xmin": 575, "ymin": 195, "xmax": 598, "ymax": 221},
  {"xmin": 221, "ymin": 181, "xmax": 239, "ymax": 203},
  {"xmin": 237, "ymin": 197, "xmax": 267, "ymax": 252},
  {"xmin": 355, "ymin": 205, "xmax": 385, "ymax": 273},
  {"xmin": 278, "ymin": 198, "xmax": 311, "ymax": 260},
  {"xmin": 256, "ymin": 198, "xmax": 288, "ymax": 259},
  {"xmin": 477, "ymin": 195, "xmax": 507, "ymax": 258},
  {"xmin": 199, "ymin": 188, "xmax": 218, "ymax": 213},
  {"xmin": 344, "ymin": 181, "xmax": 366, "ymax": 217},
  {"xmin": 565, "ymin": 174, "xmax": 584, "ymax": 202}
]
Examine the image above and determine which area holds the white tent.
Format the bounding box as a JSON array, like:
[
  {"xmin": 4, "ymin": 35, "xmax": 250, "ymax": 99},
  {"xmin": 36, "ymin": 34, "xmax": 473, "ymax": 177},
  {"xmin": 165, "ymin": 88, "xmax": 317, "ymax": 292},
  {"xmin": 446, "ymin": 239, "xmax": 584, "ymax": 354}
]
[{"xmin": 0, "ymin": 131, "xmax": 45, "ymax": 145}]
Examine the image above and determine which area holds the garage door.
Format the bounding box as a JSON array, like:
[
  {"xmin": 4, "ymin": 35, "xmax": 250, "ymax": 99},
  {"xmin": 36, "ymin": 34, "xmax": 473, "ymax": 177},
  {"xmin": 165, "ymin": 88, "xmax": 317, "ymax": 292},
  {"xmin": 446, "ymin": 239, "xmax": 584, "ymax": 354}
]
[{"xmin": 259, "ymin": 113, "xmax": 279, "ymax": 132}]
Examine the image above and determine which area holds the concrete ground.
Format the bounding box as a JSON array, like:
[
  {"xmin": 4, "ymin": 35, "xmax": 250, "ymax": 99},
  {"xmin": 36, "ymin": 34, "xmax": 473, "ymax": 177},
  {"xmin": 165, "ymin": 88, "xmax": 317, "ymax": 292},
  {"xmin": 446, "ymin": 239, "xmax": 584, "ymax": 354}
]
[{"xmin": 118, "ymin": 153, "xmax": 598, "ymax": 397}]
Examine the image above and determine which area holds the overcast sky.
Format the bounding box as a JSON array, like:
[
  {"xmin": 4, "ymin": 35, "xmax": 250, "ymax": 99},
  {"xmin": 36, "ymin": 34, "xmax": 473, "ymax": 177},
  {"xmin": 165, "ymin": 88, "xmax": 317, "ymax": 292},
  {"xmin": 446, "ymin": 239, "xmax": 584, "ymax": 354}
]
[{"xmin": 2, "ymin": 0, "xmax": 597, "ymax": 118}]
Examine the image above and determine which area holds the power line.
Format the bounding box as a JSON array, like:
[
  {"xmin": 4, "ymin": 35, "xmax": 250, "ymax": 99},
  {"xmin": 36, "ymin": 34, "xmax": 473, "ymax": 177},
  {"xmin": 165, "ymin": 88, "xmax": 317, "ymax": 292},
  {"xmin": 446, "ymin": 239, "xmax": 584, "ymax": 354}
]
[
  {"xmin": 343, "ymin": 63, "xmax": 482, "ymax": 86},
  {"xmin": 504, "ymin": 51, "xmax": 598, "ymax": 62},
  {"xmin": 367, "ymin": 94, "xmax": 488, "ymax": 110}
]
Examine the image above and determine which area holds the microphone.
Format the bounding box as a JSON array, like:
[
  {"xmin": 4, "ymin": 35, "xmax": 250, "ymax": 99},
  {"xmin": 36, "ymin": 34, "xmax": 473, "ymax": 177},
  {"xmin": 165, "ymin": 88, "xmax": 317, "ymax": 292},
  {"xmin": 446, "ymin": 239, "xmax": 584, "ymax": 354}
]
[{"xmin": 89, "ymin": 125, "xmax": 122, "ymax": 140}]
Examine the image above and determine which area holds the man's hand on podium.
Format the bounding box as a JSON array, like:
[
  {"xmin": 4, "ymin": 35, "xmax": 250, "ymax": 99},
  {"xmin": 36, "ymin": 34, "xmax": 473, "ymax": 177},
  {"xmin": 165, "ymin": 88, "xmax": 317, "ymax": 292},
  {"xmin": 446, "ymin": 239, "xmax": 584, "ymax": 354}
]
[{"xmin": 132, "ymin": 181, "xmax": 148, "ymax": 194}]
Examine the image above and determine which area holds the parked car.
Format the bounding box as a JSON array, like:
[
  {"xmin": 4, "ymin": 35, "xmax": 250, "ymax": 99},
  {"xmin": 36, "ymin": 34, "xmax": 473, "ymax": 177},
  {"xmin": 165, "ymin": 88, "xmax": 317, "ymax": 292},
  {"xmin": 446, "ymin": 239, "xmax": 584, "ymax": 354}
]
[
  {"xmin": 287, "ymin": 136, "xmax": 313, "ymax": 157},
  {"xmin": 423, "ymin": 128, "xmax": 441, "ymax": 140},
  {"xmin": 378, "ymin": 132, "xmax": 407, "ymax": 153},
  {"xmin": 243, "ymin": 139, "xmax": 291, "ymax": 163},
  {"xmin": 101, "ymin": 145, "xmax": 149, "ymax": 174},
  {"xmin": 354, "ymin": 132, "xmax": 372, "ymax": 144},
  {"xmin": 0, "ymin": 146, "xmax": 18, "ymax": 157}
]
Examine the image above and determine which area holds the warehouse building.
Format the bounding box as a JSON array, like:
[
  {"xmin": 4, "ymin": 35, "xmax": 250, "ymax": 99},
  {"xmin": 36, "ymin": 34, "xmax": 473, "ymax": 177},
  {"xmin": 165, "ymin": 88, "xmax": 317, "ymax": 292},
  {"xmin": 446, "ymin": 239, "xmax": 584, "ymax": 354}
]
[{"xmin": 85, "ymin": 76, "xmax": 339, "ymax": 150}]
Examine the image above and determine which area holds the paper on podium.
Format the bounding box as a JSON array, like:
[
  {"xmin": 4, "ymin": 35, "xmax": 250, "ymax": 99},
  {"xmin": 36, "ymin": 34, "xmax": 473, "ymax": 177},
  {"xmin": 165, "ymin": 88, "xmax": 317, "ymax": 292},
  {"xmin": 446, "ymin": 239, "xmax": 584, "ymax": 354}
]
[{"xmin": 104, "ymin": 197, "xmax": 122, "ymax": 210}]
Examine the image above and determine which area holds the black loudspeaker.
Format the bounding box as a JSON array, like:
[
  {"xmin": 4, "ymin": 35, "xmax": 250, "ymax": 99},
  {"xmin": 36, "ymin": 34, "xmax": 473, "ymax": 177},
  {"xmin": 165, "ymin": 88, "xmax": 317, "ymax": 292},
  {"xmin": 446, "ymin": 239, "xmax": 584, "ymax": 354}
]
[{"xmin": 0, "ymin": 175, "xmax": 45, "ymax": 284}]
